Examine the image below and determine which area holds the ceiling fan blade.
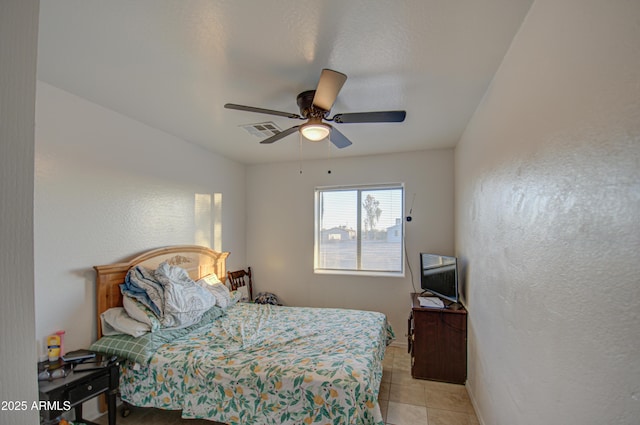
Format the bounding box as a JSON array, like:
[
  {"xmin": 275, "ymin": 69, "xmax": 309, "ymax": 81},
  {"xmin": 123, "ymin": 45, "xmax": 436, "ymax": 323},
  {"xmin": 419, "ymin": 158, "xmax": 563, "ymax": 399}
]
[
  {"xmin": 332, "ymin": 110, "xmax": 406, "ymax": 123},
  {"xmin": 329, "ymin": 127, "xmax": 352, "ymax": 149},
  {"xmin": 312, "ymin": 69, "xmax": 347, "ymax": 112},
  {"xmin": 224, "ymin": 103, "xmax": 301, "ymax": 119},
  {"xmin": 260, "ymin": 126, "xmax": 300, "ymax": 144}
]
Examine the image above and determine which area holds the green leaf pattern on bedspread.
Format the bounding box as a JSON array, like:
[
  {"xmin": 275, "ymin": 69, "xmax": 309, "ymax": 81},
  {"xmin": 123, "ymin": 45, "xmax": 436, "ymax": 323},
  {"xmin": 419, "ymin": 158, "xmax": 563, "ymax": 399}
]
[{"xmin": 120, "ymin": 303, "xmax": 395, "ymax": 425}]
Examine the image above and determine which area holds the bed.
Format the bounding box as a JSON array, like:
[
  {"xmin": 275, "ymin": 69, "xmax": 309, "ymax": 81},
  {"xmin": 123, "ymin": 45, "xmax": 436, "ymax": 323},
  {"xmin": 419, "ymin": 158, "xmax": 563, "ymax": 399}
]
[{"xmin": 90, "ymin": 245, "xmax": 394, "ymax": 425}]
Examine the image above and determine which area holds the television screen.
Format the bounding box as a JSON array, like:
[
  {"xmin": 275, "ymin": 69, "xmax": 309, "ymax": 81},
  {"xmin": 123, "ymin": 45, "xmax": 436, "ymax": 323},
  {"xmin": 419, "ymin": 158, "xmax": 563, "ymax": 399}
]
[{"xmin": 420, "ymin": 253, "xmax": 459, "ymax": 303}]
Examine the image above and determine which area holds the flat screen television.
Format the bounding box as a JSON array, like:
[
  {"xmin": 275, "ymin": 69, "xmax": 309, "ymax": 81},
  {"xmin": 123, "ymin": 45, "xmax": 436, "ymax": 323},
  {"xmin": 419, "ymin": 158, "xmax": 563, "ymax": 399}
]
[{"xmin": 420, "ymin": 253, "xmax": 459, "ymax": 303}]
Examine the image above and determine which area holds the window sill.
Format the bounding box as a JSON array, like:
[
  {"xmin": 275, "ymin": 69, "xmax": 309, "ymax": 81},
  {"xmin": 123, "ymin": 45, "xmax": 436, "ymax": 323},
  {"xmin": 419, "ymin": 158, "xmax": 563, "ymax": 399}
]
[{"xmin": 314, "ymin": 269, "xmax": 405, "ymax": 278}]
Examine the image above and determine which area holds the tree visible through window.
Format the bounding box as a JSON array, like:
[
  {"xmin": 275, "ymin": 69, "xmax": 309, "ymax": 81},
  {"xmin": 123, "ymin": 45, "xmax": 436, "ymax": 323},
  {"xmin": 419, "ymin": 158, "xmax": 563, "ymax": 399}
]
[{"xmin": 315, "ymin": 184, "xmax": 404, "ymax": 275}]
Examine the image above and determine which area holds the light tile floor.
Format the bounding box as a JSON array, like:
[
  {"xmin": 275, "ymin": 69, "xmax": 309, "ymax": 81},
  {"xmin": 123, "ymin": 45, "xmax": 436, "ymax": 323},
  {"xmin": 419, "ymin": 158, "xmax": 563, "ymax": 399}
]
[
  {"xmin": 380, "ymin": 346, "xmax": 479, "ymax": 425},
  {"xmin": 94, "ymin": 345, "xmax": 479, "ymax": 425}
]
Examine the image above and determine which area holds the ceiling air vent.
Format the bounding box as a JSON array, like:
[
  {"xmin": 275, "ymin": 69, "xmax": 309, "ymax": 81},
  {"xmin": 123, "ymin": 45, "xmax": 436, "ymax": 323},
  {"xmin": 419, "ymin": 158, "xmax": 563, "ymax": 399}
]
[{"xmin": 241, "ymin": 122, "xmax": 282, "ymax": 138}]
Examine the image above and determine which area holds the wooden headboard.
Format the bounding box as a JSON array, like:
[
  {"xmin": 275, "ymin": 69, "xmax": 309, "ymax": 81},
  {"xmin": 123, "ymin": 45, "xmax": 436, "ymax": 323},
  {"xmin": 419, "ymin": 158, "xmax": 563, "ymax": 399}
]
[{"xmin": 94, "ymin": 245, "xmax": 229, "ymax": 338}]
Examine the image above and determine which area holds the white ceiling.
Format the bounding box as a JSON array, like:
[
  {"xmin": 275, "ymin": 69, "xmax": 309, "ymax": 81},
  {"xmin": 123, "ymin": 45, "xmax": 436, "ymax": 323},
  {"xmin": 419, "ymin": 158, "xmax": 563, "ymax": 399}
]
[{"xmin": 37, "ymin": 0, "xmax": 533, "ymax": 165}]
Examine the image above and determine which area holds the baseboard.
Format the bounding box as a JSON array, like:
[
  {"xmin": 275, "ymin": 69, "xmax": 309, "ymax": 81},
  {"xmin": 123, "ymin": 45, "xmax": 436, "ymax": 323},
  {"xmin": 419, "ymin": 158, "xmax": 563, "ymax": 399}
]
[
  {"xmin": 466, "ymin": 381, "xmax": 485, "ymax": 425},
  {"xmin": 389, "ymin": 340, "xmax": 408, "ymax": 349}
]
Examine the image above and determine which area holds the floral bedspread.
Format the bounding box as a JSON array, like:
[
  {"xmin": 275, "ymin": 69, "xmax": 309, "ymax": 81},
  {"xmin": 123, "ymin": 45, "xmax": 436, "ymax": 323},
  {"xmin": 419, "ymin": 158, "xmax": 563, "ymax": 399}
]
[{"xmin": 119, "ymin": 302, "xmax": 395, "ymax": 425}]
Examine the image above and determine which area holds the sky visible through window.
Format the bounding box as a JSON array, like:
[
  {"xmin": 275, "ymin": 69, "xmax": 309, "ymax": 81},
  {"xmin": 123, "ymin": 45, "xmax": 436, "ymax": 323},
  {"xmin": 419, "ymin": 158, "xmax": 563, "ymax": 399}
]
[{"xmin": 320, "ymin": 188, "xmax": 403, "ymax": 231}]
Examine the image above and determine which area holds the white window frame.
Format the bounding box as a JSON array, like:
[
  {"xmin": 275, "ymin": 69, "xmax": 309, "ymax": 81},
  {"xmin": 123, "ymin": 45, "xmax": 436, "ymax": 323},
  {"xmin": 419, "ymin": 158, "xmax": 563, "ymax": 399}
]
[{"xmin": 314, "ymin": 183, "xmax": 405, "ymax": 277}]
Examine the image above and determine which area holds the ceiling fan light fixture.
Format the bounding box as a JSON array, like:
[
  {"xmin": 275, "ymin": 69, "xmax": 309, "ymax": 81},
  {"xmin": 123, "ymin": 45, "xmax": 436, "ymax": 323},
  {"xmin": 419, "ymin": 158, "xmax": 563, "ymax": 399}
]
[
  {"xmin": 300, "ymin": 122, "xmax": 330, "ymax": 141},
  {"xmin": 225, "ymin": 68, "xmax": 406, "ymax": 149}
]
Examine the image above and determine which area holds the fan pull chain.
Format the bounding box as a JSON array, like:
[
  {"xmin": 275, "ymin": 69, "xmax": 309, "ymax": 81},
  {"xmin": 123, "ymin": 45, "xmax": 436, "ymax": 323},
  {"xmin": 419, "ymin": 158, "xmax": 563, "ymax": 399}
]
[
  {"xmin": 299, "ymin": 131, "xmax": 303, "ymax": 174},
  {"xmin": 327, "ymin": 139, "xmax": 332, "ymax": 174}
]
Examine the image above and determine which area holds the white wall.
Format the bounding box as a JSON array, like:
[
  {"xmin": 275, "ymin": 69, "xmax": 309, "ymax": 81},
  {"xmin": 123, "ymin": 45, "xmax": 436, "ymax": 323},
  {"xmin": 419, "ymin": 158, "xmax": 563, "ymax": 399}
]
[
  {"xmin": 0, "ymin": 1, "xmax": 40, "ymax": 424},
  {"xmin": 455, "ymin": 1, "xmax": 640, "ymax": 424},
  {"xmin": 246, "ymin": 149, "xmax": 454, "ymax": 340},
  {"xmin": 34, "ymin": 81, "xmax": 246, "ymax": 417}
]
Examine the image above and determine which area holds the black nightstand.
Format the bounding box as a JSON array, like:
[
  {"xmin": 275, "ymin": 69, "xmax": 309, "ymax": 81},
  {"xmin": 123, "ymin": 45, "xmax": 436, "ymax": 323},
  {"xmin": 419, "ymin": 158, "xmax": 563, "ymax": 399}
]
[{"xmin": 38, "ymin": 359, "xmax": 119, "ymax": 425}]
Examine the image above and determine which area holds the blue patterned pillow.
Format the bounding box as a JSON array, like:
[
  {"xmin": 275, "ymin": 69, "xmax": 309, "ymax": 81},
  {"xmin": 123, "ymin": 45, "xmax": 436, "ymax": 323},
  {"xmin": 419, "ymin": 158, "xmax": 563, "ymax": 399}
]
[{"xmin": 254, "ymin": 292, "xmax": 281, "ymax": 305}]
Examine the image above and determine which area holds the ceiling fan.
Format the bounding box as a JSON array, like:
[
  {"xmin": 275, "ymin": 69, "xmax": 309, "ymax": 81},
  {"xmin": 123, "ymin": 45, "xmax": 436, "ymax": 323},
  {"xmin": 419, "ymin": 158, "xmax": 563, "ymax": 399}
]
[{"xmin": 224, "ymin": 69, "xmax": 406, "ymax": 148}]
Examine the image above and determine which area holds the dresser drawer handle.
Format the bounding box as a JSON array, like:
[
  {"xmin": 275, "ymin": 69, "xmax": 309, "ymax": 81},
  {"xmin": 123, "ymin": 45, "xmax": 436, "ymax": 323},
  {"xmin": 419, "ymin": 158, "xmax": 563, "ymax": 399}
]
[{"xmin": 87, "ymin": 385, "xmax": 92, "ymax": 391}]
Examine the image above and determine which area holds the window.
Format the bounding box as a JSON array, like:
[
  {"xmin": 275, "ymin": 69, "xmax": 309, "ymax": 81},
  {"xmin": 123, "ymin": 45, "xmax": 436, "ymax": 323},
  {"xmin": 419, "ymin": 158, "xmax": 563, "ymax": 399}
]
[{"xmin": 314, "ymin": 184, "xmax": 404, "ymax": 276}]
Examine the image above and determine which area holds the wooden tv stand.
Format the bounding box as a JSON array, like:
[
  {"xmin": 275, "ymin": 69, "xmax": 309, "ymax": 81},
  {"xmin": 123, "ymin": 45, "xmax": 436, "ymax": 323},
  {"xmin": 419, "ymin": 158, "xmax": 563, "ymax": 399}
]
[{"xmin": 408, "ymin": 293, "xmax": 467, "ymax": 384}]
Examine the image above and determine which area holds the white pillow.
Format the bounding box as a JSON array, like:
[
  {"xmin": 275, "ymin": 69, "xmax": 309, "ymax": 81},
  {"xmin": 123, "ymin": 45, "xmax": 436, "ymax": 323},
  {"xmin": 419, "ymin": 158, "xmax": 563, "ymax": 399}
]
[
  {"xmin": 229, "ymin": 290, "xmax": 244, "ymax": 305},
  {"xmin": 236, "ymin": 285, "xmax": 250, "ymax": 302},
  {"xmin": 101, "ymin": 307, "xmax": 150, "ymax": 338},
  {"xmin": 196, "ymin": 276, "xmax": 232, "ymax": 309},
  {"xmin": 198, "ymin": 273, "xmax": 222, "ymax": 285},
  {"xmin": 122, "ymin": 295, "xmax": 160, "ymax": 331}
]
